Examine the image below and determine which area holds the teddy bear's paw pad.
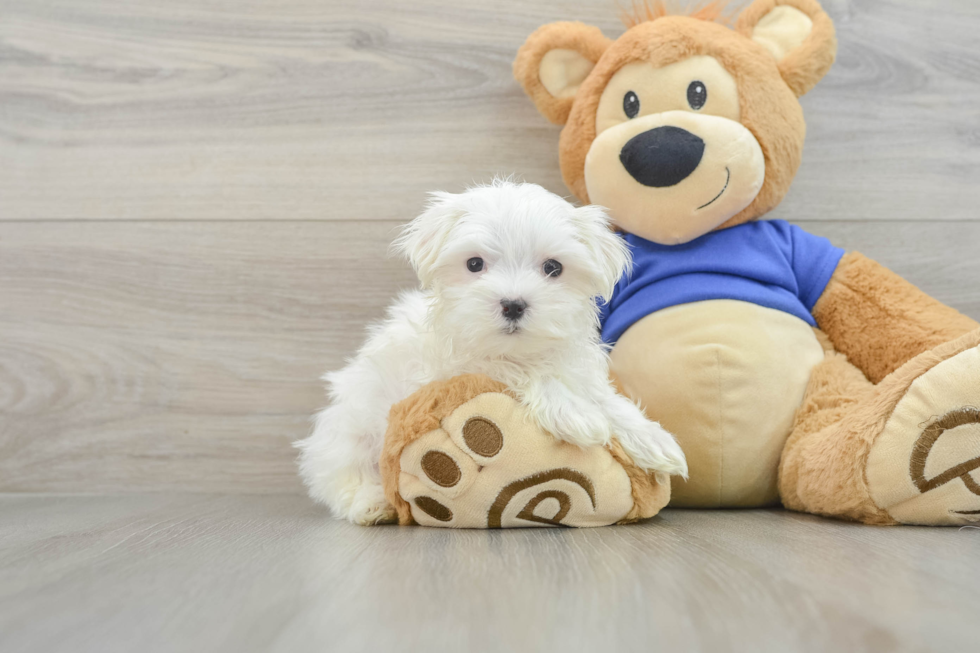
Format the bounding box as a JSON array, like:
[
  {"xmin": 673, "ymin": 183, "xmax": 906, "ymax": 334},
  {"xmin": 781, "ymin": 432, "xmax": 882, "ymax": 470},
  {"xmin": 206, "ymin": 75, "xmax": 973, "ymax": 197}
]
[
  {"xmin": 867, "ymin": 344, "xmax": 980, "ymax": 525},
  {"xmin": 398, "ymin": 392, "xmax": 636, "ymax": 528}
]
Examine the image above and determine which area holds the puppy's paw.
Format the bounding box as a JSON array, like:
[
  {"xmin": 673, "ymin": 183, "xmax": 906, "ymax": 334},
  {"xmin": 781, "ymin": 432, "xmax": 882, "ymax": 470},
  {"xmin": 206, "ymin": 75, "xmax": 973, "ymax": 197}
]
[
  {"xmin": 534, "ymin": 402, "xmax": 612, "ymax": 449},
  {"xmin": 337, "ymin": 478, "xmax": 398, "ymax": 525},
  {"xmin": 393, "ymin": 391, "xmax": 657, "ymax": 527},
  {"xmin": 617, "ymin": 421, "xmax": 688, "ymax": 478}
]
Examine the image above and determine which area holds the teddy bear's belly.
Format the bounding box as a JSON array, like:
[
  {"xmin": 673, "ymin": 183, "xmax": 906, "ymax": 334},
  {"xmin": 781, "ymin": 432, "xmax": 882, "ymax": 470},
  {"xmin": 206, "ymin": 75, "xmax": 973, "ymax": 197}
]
[{"xmin": 610, "ymin": 299, "xmax": 825, "ymax": 507}]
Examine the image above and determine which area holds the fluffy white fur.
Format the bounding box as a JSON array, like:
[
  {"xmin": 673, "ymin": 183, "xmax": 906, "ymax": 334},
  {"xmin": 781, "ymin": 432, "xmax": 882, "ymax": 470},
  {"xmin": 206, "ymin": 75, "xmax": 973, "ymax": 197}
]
[{"xmin": 297, "ymin": 180, "xmax": 687, "ymax": 524}]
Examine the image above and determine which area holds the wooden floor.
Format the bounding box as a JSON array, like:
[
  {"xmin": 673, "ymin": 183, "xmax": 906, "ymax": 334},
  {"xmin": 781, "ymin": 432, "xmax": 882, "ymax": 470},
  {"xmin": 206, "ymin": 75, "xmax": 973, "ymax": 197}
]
[
  {"xmin": 1, "ymin": 495, "xmax": 979, "ymax": 653},
  {"xmin": 2, "ymin": 0, "xmax": 980, "ymax": 650}
]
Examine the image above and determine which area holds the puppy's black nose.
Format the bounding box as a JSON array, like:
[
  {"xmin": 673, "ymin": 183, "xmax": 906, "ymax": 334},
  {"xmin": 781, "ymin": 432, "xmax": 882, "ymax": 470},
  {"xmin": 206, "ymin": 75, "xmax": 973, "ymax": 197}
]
[
  {"xmin": 619, "ymin": 126, "xmax": 705, "ymax": 187},
  {"xmin": 500, "ymin": 299, "xmax": 527, "ymax": 322}
]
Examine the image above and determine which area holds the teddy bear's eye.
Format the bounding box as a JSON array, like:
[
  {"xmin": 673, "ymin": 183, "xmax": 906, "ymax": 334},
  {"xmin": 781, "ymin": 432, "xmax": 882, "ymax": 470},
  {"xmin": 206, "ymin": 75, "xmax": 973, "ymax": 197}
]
[
  {"xmin": 687, "ymin": 81, "xmax": 707, "ymax": 110},
  {"xmin": 467, "ymin": 257, "xmax": 484, "ymax": 272},
  {"xmin": 623, "ymin": 91, "xmax": 640, "ymax": 119}
]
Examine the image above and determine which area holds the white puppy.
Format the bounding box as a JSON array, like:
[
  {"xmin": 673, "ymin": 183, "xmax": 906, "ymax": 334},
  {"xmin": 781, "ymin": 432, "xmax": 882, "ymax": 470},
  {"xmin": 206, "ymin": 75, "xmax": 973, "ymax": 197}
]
[{"xmin": 297, "ymin": 180, "xmax": 687, "ymax": 524}]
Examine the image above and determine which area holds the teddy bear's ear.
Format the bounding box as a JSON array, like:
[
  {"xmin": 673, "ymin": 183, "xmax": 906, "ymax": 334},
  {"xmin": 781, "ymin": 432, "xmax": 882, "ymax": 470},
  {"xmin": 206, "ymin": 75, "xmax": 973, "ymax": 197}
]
[
  {"xmin": 513, "ymin": 22, "xmax": 613, "ymax": 125},
  {"xmin": 737, "ymin": 0, "xmax": 837, "ymax": 97}
]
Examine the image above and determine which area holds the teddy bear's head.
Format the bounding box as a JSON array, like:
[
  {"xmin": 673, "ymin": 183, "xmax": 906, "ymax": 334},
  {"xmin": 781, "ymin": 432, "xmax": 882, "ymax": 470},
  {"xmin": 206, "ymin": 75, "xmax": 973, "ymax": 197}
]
[{"xmin": 514, "ymin": 0, "xmax": 836, "ymax": 245}]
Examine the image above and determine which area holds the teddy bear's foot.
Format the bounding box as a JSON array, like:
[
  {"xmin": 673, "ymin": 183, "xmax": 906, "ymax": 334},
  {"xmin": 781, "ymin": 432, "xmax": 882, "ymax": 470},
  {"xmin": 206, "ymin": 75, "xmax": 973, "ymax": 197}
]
[
  {"xmin": 381, "ymin": 375, "xmax": 670, "ymax": 528},
  {"xmin": 781, "ymin": 329, "xmax": 980, "ymax": 526},
  {"xmin": 865, "ymin": 332, "xmax": 980, "ymax": 525}
]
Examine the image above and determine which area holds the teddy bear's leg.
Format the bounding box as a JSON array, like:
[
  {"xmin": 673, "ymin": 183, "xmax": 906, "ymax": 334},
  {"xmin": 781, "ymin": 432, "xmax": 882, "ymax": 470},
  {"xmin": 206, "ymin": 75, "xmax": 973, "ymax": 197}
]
[
  {"xmin": 778, "ymin": 333, "xmax": 878, "ymax": 519},
  {"xmin": 779, "ymin": 329, "xmax": 980, "ymax": 525}
]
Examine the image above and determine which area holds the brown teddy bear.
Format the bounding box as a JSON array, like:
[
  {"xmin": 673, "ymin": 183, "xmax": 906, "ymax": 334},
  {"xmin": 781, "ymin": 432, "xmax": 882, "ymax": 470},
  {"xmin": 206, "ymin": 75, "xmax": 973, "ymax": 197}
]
[
  {"xmin": 379, "ymin": 0, "xmax": 979, "ymax": 528},
  {"xmin": 510, "ymin": 0, "xmax": 980, "ymax": 525}
]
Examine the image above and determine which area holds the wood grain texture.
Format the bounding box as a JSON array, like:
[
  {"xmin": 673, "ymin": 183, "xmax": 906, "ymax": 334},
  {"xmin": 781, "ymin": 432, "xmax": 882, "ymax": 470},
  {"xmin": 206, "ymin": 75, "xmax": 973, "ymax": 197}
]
[
  {"xmin": 1, "ymin": 495, "xmax": 979, "ymax": 653},
  {"xmin": 1, "ymin": 219, "xmax": 979, "ymax": 493},
  {"xmin": 0, "ymin": 221, "xmax": 415, "ymax": 493},
  {"xmin": 1, "ymin": 0, "xmax": 979, "ymax": 221}
]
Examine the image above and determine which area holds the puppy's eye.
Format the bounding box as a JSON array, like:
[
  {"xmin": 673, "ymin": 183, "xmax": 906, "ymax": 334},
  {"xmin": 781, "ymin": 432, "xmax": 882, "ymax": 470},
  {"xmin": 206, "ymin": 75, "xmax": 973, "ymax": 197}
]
[
  {"xmin": 687, "ymin": 81, "xmax": 707, "ymax": 110},
  {"xmin": 623, "ymin": 91, "xmax": 640, "ymax": 119},
  {"xmin": 466, "ymin": 257, "xmax": 484, "ymax": 273},
  {"xmin": 542, "ymin": 259, "xmax": 563, "ymax": 278}
]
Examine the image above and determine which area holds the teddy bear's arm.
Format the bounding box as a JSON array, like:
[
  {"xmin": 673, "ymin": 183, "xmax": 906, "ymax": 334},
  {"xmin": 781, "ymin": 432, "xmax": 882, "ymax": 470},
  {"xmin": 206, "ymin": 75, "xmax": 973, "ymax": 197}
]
[{"xmin": 811, "ymin": 252, "xmax": 979, "ymax": 384}]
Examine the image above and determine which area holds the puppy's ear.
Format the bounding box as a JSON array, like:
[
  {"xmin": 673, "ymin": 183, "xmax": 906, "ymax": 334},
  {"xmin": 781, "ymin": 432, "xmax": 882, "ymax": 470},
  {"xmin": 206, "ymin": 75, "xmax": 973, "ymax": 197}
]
[
  {"xmin": 393, "ymin": 192, "xmax": 464, "ymax": 288},
  {"xmin": 513, "ymin": 22, "xmax": 612, "ymax": 125},
  {"xmin": 737, "ymin": 0, "xmax": 836, "ymax": 97},
  {"xmin": 570, "ymin": 205, "xmax": 630, "ymax": 302}
]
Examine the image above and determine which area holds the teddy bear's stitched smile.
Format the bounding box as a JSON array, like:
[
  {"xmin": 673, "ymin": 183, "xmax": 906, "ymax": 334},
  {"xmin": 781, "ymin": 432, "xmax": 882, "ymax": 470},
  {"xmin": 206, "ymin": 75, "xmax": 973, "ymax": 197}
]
[{"xmin": 697, "ymin": 167, "xmax": 731, "ymax": 211}]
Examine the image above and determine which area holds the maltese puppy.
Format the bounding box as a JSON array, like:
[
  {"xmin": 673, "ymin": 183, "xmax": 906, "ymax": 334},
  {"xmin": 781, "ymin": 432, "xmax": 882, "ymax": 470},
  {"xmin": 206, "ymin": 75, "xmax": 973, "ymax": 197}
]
[{"xmin": 297, "ymin": 180, "xmax": 687, "ymax": 524}]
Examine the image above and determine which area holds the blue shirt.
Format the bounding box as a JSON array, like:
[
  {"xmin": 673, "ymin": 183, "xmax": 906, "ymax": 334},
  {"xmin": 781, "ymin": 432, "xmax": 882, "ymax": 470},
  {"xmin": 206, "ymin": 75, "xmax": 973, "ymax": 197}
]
[{"xmin": 599, "ymin": 220, "xmax": 844, "ymax": 344}]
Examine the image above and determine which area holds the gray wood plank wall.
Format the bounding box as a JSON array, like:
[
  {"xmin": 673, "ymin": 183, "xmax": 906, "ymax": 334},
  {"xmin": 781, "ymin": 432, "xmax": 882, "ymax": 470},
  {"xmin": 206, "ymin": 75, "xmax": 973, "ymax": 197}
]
[{"xmin": 2, "ymin": 0, "xmax": 979, "ymax": 493}]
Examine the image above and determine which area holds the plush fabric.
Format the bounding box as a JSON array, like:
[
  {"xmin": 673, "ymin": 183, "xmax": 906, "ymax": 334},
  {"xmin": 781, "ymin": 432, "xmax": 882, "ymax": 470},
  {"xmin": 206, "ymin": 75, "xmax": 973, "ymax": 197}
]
[
  {"xmin": 812, "ymin": 252, "xmax": 980, "ymax": 384},
  {"xmin": 381, "ymin": 374, "xmax": 505, "ymax": 524},
  {"xmin": 747, "ymin": 6, "xmax": 813, "ymax": 63},
  {"xmin": 866, "ymin": 340, "xmax": 980, "ymax": 524},
  {"xmin": 610, "ymin": 300, "xmax": 824, "ymax": 507},
  {"xmin": 620, "ymin": 1, "xmax": 734, "ymax": 29},
  {"xmin": 599, "ymin": 220, "xmax": 844, "ymax": 343},
  {"xmin": 382, "ymin": 374, "xmax": 670, "ymax": 528},
  {"xmin": 582, "ymin": 53, "xmax": 766, "ymax": 244},
  {"xmin": 585, "ymin": 107, "xmax": 766, "ymax": 245},
  {"xmin": 736, "ymin": 0, "xmax": 837, "ymax": 97},
  {"xmin": 780, "ymin": 329, "xmax": 980, "ymax": 525},
  {"xmin": 513, "ymin": 22, "xmax": 612, "ymax": 126}
]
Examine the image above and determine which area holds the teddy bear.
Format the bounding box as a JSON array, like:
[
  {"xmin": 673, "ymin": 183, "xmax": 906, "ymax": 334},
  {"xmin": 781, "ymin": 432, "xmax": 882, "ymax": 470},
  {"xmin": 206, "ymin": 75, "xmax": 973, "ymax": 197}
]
[
  {"xmin": 378, "ymin": 0, "xmax": 979, "ymax": 528},
  {"xmin": 508, "ymin": 0, "xmax": 980, "ymax": 525}
]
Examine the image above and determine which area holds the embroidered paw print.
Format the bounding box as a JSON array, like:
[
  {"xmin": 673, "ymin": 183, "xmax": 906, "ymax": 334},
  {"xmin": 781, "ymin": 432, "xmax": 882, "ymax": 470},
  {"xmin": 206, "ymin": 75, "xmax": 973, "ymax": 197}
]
[
  {"xmin": 910, "ymin": 408, "xmax": 980, "ymax": 503},
  {"xmin": 867, "ymin": 342, "xmax": 980, "ymax": 525},
  {"xmin": 395, "ymin": 392, "xmax": 637, "ymax": 528}
]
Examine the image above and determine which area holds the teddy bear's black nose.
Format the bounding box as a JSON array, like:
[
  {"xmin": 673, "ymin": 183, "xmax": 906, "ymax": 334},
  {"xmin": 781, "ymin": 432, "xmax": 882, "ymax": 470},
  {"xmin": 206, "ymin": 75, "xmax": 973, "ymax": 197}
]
[
  {"xmin": 500, "ymin": 299, "xmax": 527, "ymax": 322},
  {"xmin": 619, "ymin": 126, "xmax": 705, "ymax": 187}
]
